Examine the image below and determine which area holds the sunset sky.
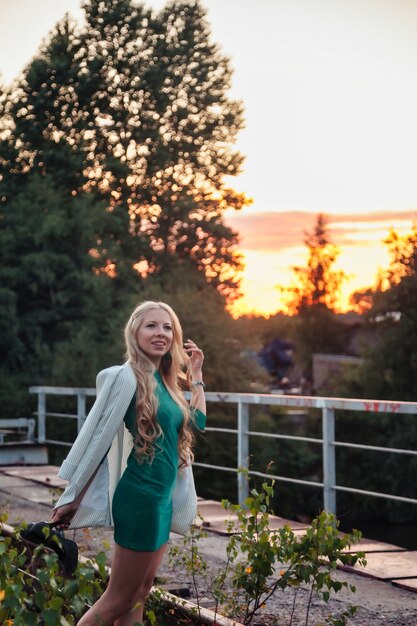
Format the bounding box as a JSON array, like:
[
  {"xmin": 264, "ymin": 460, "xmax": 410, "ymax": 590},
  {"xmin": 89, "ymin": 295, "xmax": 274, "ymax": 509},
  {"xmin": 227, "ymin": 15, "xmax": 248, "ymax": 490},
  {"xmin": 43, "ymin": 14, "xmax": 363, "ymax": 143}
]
[{"xmin": 1, "ymin": 0, "xmax": 417, "ymax": 316}]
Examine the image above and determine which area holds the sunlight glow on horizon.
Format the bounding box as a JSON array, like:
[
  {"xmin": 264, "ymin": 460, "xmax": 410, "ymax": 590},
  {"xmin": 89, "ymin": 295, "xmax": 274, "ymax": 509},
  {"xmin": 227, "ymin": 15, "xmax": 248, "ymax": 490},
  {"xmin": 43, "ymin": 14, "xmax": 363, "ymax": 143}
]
[
  {"xmin": 228, "ymin": 218, "xmax": 414, "ymax": 318},
  {"xmin": 1, "ymin": 1, "xmax": 417, "ymax": 319},
  {"xmin": 229, "ymin": 244, "xmax": 390, "ymax": 318}
]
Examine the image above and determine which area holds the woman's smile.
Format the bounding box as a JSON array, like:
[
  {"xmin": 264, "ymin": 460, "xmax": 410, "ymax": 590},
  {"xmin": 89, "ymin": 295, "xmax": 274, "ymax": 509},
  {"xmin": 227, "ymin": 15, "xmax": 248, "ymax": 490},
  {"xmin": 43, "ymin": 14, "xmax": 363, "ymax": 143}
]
[{"xmin": 137, "ymin": 309, "xmax": 174, "ymax": 365}]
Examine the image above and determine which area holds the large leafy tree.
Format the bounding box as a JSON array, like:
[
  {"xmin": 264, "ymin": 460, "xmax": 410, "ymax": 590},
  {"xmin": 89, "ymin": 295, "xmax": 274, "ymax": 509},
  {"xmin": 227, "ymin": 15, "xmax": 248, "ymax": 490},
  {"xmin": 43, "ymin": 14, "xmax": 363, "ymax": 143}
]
[
  {"xmin": 0, "ymin": 0, "xmax": 248, "ymax": 415},
  {"xmin": 123, "ymin": 0, "xmax": 248, "ymax": 299},
  {"xmin": 1, "ymin": 0, "xmax": 246, "ymax": 295}
]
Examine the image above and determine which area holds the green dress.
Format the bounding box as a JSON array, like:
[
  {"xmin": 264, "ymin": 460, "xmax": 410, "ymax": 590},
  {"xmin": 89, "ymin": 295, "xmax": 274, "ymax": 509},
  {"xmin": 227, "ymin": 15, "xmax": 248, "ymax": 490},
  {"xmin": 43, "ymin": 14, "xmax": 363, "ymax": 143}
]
[{"xmin": 112, "ymin": 371, "xmax": 206, "ymax": 551}]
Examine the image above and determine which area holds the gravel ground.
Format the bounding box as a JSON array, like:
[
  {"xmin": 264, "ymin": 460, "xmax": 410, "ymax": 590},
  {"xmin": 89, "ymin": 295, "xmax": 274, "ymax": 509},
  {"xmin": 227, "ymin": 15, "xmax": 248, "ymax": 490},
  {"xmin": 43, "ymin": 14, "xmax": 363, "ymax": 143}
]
[
  {"xmin": 2, "ymin": 484, "xmax": 417, "ymax": 625},
  {"xmin": 155, "ymin": 533, "xmax": 417, "ymax": 626}
]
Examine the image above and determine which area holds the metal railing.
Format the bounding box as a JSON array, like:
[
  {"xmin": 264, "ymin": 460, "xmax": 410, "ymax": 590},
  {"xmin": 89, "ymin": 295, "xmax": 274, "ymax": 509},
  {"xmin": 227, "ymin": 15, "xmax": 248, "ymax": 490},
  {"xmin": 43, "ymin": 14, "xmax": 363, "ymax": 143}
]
[
  {"xmin": 0, "ymin": 417, "xmax": 36, "ymax": 444},
  {"xmin": 29, "ymin": 385, "xmax": 417, "ymax": 515}
]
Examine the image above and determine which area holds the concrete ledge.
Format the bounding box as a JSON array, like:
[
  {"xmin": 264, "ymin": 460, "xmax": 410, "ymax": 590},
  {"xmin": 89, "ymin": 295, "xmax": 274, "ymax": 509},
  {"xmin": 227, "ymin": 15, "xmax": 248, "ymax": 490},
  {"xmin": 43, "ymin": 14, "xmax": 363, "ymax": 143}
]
[
  {"xmin": 342, "ymin": 550, "xmax": 417, "ymax": 581},
  {"xmin": 0, "ymin": 445, "xmax": 48, "ymax": 466},
  {"xmin": 393, "ymin": 578, "xmax": 417, "ymax": 593},
  {"xmin": 0, "ymin": 464, "xmax": 66, "ymax": 488}
]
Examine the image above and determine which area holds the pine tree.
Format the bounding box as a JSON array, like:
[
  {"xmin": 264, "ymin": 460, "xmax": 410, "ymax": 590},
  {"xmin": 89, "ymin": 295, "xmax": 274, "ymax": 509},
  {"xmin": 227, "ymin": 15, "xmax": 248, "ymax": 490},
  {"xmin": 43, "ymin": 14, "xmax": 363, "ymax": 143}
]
[
  {"xmin": 285, "ymin": 213, "xmax": 346, "ymax": 314},
  {"xmin": 282, "ymin": 214, "xmax": 348, "ymax": 379}
]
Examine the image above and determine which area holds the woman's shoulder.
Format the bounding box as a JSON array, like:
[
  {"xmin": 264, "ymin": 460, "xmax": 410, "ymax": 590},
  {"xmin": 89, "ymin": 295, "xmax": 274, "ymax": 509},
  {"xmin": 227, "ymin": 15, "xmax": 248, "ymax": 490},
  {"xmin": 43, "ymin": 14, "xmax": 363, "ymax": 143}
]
[{"xmin": 96, "ymin": 362, "xmax": 136, "ymax": 387}]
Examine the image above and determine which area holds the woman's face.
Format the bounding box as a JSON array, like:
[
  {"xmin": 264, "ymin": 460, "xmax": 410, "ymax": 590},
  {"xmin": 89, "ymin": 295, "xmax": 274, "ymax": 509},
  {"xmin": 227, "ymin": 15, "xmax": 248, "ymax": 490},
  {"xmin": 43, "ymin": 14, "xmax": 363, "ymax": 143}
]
[{"xmin": 136, "ymin": 308, "xmax": 174, "ymax": 366}]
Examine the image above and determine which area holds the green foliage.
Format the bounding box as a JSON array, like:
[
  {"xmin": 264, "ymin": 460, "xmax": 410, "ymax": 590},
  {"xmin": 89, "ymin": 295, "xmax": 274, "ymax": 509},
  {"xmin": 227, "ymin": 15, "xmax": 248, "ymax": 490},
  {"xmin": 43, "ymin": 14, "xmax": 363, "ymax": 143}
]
[
  {"xmin": 331, "ymin": 221, "xmax": 417, "ymax": 524},
  {"xmin": 338, "ymin": 221, "xmax": 417, "ymax": 401},
  {"xmin": 0, "ymin": 172, "xmax": 129, "ymax": 417},
  {"xmin": 358, "ymin": 289, "xmax": 417, "ymax": 402},
  {"xmin": 289, "ymin": 307, "xmax": 350, "ymax": 382},
  {"xmin": 0, "ymin": 520, "xmax": 108, "ymax": 624},
  {"xmin": 170, "ymin": 471, "xmax": 366, "ymax": 625},
  {"xmin": 168, "ymin": 521, "xmax": 210, "ymax": 623},
  {"xmin": 1, "ymin": 478, "xmax": 365, "ymax": 625},
  {"xmin": 0, "ymin": 514, "xmax": 166, "ymax": 625},
  {"xmin": 331, "ymin": 405, "xmax": 417, "ymax": 525},
  {"xmin": 0, "ymin": 0, "xmax": 251, "ymax": 419},
  {"xmin": 1, "ymin": 0, "xmax": 247, "ymax": 299},
  {"xmin": 193, "ymin": 406, "xmax": 321, "ymax": 513}
]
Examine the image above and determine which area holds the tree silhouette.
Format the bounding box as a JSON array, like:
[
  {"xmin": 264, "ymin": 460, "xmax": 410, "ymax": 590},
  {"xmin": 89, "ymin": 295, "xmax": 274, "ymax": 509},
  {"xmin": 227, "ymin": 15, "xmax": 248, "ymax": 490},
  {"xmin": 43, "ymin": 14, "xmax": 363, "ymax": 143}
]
[
  {"xmin": 383, "ymin": 223, "xmax": 417, "ymax": 287},
  {"xmin": 284, "ymin": 213, "xmax": 346, "ymax": 314},
  {"xmin": 355, "ymin": 220, "xmax": 417, "ymax": 401},
  {"xmin": 0, "ymin": 0, "xmax": 249, "ymax": 415},
  {"xmin": 0, "ymin": 0, "xmax": 247, "ymax": 299},
  {"xmin": 282, "ymin": 214, "xmax": 348, "ymax": 380},
  {"xmin": 334, "ymin": 222, "xmax": 417, "ymax": 525}
]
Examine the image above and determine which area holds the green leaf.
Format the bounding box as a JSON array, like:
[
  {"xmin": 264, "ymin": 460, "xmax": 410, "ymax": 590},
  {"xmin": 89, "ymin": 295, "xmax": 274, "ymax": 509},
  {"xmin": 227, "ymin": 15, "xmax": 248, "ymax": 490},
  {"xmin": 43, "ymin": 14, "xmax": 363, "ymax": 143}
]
[
  {"xmin": 34, "ymin": 590, "xmax": 46, "ymax": 610},
  {"xmin": 50, "ymin": 596, "xmax": 64, "ymax": 610},
  {"xmin": 41, "ymin": 608, "xmax": 61, "ymax": 626}
]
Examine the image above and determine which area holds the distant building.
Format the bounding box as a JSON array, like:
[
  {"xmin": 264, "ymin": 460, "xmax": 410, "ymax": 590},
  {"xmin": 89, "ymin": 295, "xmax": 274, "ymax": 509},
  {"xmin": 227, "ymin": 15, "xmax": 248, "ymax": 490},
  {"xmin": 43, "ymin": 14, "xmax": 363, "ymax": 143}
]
[{"xmin": 312, "ymin": 353, "xmax": 363, "ymax": 395}]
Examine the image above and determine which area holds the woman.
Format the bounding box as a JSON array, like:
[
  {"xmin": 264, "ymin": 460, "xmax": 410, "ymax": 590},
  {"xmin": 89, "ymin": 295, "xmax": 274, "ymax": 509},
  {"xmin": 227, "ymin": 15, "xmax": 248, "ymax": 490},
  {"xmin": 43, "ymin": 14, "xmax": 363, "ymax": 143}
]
[{"xmin": 50, "ymin": 301, "xmax": 206, "ymax": 626}]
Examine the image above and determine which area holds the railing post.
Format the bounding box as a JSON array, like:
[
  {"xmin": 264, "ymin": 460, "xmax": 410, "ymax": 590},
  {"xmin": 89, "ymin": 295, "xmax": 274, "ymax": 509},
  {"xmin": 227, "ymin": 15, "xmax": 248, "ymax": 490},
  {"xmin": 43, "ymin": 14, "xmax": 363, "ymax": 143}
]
[
  {"xmin": 322, "ymin": 406, "xmax": 336, "ymax": 514},
  {"xmin": 37, "ymin": 392, "xmax": 46, "ymax": 444},
  {"xmin": 237, "ymin": 402, "xmax": 249, "ymax": 506},
  {"xmin": 77, "ymin": 392, "xmax": 87, "ymax": 433}
]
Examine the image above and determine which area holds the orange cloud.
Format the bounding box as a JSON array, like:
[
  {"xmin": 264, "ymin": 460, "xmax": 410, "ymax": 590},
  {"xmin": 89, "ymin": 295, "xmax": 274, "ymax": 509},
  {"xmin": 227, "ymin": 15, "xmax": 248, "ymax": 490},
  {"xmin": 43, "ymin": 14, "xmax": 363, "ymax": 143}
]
[{"xmin": 225, "ymin": 210, "xmax": 417, "ymax": 251}]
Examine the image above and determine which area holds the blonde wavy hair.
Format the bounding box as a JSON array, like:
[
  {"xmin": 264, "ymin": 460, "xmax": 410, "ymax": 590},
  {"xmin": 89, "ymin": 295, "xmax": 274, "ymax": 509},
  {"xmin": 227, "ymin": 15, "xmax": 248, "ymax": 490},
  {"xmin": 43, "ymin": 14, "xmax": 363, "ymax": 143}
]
[{"xmin": 124, "ymin": 301, "xmax": 194, "ymax": 466}]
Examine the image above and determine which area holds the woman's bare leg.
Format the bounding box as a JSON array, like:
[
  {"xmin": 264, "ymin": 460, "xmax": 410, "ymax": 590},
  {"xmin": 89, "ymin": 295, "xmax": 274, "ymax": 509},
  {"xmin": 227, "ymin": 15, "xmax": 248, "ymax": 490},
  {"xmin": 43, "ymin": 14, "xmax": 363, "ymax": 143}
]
[
  {"xmin": 114, "ymin": 543, "xmax": 167, "ymax": 626},
  {"xmin": 77, "ymin": 543, "xmax": 167, "ymax": 626}
]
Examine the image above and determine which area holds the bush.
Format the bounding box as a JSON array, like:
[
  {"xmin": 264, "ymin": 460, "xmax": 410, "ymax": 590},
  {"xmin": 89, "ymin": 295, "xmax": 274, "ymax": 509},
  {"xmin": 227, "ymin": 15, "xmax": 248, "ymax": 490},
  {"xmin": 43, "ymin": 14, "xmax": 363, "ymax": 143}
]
[
  {"xmin": 170, "ymin": 470, "xmax": 366, "ymax": 626},
  {"xmin": 0, "ymin": 516, "xmax": 108, "ymax": 625}
]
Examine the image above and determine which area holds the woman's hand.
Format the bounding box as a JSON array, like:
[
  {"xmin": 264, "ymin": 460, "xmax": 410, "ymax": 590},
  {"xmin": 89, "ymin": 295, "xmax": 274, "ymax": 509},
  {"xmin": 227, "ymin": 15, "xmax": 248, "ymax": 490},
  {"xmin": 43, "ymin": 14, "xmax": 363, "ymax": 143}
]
[
  {"xmin": 50, "ymin": 502, "xmax": 79, "ymax": 530},
  {"xmin": 51, "ymin": 470, "xmax": 98, "ymax": 529},
  {"xmin": 185, "ymin": 339, "xmax": 206, "ymax": 415},
  {"xmin": 184, "ymin": 339, "xmax": 204, "ymax": 378}
]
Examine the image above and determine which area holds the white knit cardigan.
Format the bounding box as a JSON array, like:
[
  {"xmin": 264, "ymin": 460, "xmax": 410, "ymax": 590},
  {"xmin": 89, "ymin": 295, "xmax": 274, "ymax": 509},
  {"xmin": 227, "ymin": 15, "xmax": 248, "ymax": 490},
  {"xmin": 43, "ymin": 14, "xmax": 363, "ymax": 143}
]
[{"xmin": 55, "ymin": 361, "xmax": 136, "ymax": 528}]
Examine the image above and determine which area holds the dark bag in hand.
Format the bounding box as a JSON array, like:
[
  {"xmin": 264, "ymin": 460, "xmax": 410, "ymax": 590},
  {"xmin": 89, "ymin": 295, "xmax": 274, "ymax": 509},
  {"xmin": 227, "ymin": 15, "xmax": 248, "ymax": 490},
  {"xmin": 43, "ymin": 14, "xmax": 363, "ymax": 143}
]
[{"xmin": 20, "ymin": 521, "xmax": 78, "ymax": 575}]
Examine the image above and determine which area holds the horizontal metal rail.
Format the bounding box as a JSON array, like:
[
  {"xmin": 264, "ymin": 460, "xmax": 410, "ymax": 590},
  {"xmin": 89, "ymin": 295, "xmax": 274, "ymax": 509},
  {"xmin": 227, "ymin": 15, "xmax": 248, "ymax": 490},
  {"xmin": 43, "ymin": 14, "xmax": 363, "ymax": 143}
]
[
  {"xmin": 247, "ymin": 430, "xmax": 323, "ymax": 444},
  {"xmin": 194, "ymin": 462, "xmax": 237, "ymax": 473},
  {"xmin": 0, "ymin": 417, "xmax": 36, "ymax": 443},
  {"xmin": 249, "ymin": 469, "xmax": 324, "ymax": 488},
  {"xmin": 28, "ymin": 385, "xmax": 417, "ymax": 515},
  {"xmin": 34, "ymin": 412, "xmax": 79, "ymax": 420},
  {"xmin": 334, "ymin": 441, "xmax": 417, "ymax": 455},
  {"xmin": 43, "ymin": 439, "xmax": 72, "ymax": 447},
  {"xmin": 205, "ymin": 427, "xmax": 238, "ymax": 434},
  {"xmin": 30, "ymin": 386, "xmax": 96, "ymax": 397},
  {"xmin": 333, "ymin": 485, "xmax": 417, "ymax": 505}
]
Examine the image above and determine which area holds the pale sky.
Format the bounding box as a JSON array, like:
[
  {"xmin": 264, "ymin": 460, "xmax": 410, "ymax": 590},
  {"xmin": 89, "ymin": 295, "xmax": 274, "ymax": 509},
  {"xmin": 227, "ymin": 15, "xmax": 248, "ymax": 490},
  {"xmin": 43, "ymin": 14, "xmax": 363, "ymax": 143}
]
[{"xmin": 1, "ymin": 0, "xmax": 417, "ymax": 315}]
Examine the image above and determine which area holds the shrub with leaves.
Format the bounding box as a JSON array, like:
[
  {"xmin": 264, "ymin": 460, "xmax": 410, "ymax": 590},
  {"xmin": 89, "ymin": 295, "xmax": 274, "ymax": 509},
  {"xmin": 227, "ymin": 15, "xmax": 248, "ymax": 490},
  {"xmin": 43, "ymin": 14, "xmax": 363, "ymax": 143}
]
[
  {"xmin": 170, "ymin": 470, "xmax": 367, "ymax": 625},
  {"xmin": 0, "ymin": 524, "xmax": 109, "ymax": 625},
  {"xmin": 0, "ymin": 516, "xmax": 177, "ymax": 626}
]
